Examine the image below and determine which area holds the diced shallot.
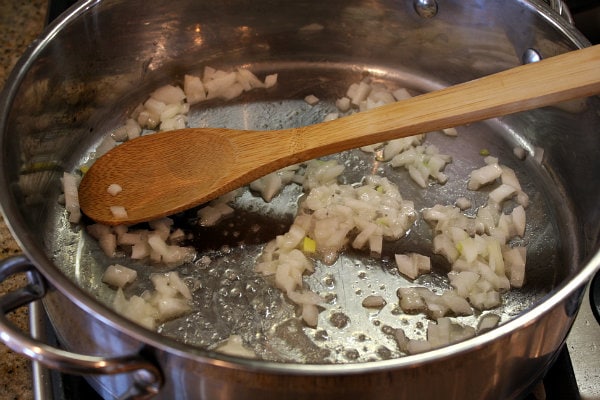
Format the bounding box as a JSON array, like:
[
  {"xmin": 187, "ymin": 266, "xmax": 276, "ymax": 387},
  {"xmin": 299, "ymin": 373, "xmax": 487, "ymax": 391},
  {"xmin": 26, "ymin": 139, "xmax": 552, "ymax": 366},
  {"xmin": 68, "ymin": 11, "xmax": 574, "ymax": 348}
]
[
  {"xmin": 107, "ymin": 183, "xmax": 122, "ymax": 196},
  {"xmin": 102, "ymin": 264, "xmax": 137, "ymax": 288},
  {"xmin": 304, "ymin": 94, "xmax": 319, "ymax": 105},
  {"xmin": 361, "ymin": 295, "xmax": 387, "ymax": 309},
  {"xmin": 62, "ymin": 172, "xmax": 81, "ymax": 223},
  {"xmin": 467, "ymin": 163, "xmax": 503, "ymax": 190},
  {"xmin": 215, "ymin": 335, "xmax": 257, "ymax": 358},
  {"xmin": 151, "ymin": 84, "xmax": 186, "ymax": 104},
  {"xmin": 264, "ymin": 73, "xmax": 278, "ymax": 88},
  {"xmin": 183, "ymin": 74, "xmax": 207, "ymax": 105},
  {"xmin": 395, "ymin": 253, "xmax": 431, "ymax": 280},
  {"xmin": 110, "ymin": 205, "xmax": 128, "ymax": 219}
]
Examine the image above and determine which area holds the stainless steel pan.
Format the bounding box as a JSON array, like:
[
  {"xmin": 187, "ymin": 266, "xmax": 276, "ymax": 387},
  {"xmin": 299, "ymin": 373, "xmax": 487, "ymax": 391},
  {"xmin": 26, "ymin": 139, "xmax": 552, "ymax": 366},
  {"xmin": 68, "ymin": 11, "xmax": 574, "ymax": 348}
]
[{"xmin": 0, "ymin": 0, "xmax": 599, "ymax": 398}]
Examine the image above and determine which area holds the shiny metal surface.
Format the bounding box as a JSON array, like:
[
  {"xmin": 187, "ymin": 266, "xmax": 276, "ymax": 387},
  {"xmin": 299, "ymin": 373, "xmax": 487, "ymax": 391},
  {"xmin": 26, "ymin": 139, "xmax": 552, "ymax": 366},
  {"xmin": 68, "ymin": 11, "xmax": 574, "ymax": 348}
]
[
  {"xmin": 547, "ymin": 0, "xmax": 575, "ymax": 22},
  {"xmin": 413, "ymin": 0, "xmax": 439, "ymax": 18},
  {"xmin": 0, "ymin": 256, "xmax": 162, "ymax": 399},
  {"xmin": 0, "ymin": 0, "xmax": 599, "ymax": 398}
]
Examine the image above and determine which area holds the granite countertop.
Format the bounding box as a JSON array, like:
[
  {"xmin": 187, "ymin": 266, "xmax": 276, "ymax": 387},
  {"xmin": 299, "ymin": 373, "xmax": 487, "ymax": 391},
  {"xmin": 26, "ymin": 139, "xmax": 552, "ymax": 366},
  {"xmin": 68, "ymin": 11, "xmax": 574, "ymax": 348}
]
[{"xmin": 0, "ymin": 1, "xmax": 47, "ymax": 399}]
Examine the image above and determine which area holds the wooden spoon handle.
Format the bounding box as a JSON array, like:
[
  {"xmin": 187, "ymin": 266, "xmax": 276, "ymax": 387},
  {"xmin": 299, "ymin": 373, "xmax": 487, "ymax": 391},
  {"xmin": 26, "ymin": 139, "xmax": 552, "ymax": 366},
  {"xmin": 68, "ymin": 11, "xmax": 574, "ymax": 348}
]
[
  {"xmin": 80, "ymin": 45, "xmax": 600, "ymax": 225},
  {"xmin": 274, "ymin": 44, "xmax": 600, "ymax": 164}
]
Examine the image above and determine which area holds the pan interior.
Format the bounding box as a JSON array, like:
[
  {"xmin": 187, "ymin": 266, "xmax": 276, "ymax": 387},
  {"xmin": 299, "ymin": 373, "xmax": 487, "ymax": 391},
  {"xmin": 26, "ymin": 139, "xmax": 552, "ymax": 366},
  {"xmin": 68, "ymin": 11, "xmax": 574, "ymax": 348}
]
[{"xmin": 44, "ymin": 63, "xmax": 573, "ymax": 364}]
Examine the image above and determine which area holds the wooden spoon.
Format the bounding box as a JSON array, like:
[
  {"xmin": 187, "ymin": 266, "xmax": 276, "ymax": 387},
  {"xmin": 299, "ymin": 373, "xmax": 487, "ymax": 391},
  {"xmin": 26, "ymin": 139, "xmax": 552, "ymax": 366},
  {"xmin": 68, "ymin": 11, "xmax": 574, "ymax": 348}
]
[{"xmin": 79, "ymin": 45, "xmax": 600, "ymax": 225}]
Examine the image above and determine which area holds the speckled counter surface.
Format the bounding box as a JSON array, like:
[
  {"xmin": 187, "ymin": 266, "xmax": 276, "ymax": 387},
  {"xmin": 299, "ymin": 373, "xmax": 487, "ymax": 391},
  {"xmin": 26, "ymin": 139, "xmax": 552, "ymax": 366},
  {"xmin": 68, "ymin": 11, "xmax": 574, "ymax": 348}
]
[{"xmin": 0, "ymin": 1, "xmax": 47, "ymax": 399}]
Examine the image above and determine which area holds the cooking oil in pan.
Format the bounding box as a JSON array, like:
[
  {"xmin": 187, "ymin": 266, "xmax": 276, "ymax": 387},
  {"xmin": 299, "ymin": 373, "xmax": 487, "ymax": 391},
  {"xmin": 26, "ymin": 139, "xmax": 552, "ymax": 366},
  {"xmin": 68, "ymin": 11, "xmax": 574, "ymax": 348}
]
[{"xmin": 46, "ymin": 70, "xmax": 570, "ymax": 364}]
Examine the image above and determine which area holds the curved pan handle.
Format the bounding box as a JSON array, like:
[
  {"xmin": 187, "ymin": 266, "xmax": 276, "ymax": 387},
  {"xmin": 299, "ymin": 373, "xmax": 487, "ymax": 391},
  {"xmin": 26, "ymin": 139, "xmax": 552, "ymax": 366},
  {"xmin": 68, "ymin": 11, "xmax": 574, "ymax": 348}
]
[{"xmin": 0, "ymin": 255, "xmax": 163, "ymax": 399}]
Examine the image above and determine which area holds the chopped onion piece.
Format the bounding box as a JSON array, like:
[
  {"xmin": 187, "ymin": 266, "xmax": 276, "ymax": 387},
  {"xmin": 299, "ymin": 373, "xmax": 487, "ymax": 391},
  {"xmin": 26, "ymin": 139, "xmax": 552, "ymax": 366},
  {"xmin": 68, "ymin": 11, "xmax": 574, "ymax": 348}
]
[
  {"xmin": 455, "ymin": 197, "xmax": 471, "ymax": 210},
  {"xmin": 395, "ymin": 253, "xmax": 431, "ymax": 280},
  {"xmin": 107, "ymin": 183, "xmax": 122, "ymax": 196},
  {"xmin": 62, "ymin": 172, "xmax": 81, "ymax": 223},
  {"xmin": 392, "ymin": 88, "xmax": 411, "ymax": 101},
  {"xmin": 155, "ymin": 297, "xmax": 189, "ymax": 320},
  {"xmin": 215, "ymin": 335, "xmax": 257, "ymax": 358},
  {"xmin": 87, "ymin": 223, "xmax": 111, "ymax": 240},
  {"xmin": 205, "ymin": 71, "xmax": 238, "ymax": 99},
  {"xmin": 304, "ymin": 94, "xmax": 319, "ymax": 105},
  {"xmin": 335, "ymin": 97, "xmax": 351, "ymax": 112},
  {"xmin": 264, "ymin": 73, "xmax": 278, "ymax": 88},
  {"xmin": 111, "ymin": 125, "xmax": 128, "ymax": 141},
  {"xmin": 236, "ymin": 68, "xmax": 265, "ymax": 91},
  {"xmin": 397, "ymin": 287, "xmax": 427, "ymax": 314},
  {"xmin": 151, "ymin": 84, "xmax": 186, "ymax": 104},
  {"xmin": 348, "ymin": 81, "xmax": 371, "ymax": 105},
  {"xmin": 477, "ymin": 313, "xmax": 501, "ymax": 334},
  {"xmin": 440, "ymin": 291, "xmax": 473, "ymax": 316},
  {"xmin": 467, "ymin": 163, "xmax": 502, "ymax": 190},
  {"xmin": 406, "ymin": 339, "xmax": 433, "ymax": 355},
  {"xmin": 390, "ymin": 144, "xmax": 451, "ymax": 187},
  {"xmin": 98, "ymin": 233, "xmax": 117, "ymax": 257},
  {"xmin": 483, "ymin": 155, "xmax": 498, "ymax": 165},
  {"xmin": 489, "ymin": 183, "xmax": 516, "ymax": 204},
  {"xmin": 427, "ymin": 318, "xmax": 475, "ymax": 349},
  {"xmin": 511, "ymin": 205, "xmax": 526, "ymax": 237},
  {"xmin": 183, "ymin": 74, "xmax": 207, "ymax": 105},
  {"xmin": 160, "ymin": 114, "xmax": 187, "ymax": 131},
  {"xmin": 513, "ymin": 146, "xmax": 527, "ymax": 160},
  {"xmin": 110, "ymin": 205, "xmax": 128, "ymax": 219},
  {"xmin": 102, "ymin": 264, "xmax": 137, "ymax": 288},
  {"xmin": 143, "ymin": 97, "xmax": 166, "ymax": 117},
  {"xmin": 442, "ymin": 127, "xmax": 458, "ymax": 137},
  {"xmin": 301, "ymin": 304, "xmax": 320, "ymax": 327},
  {"xmin": 448, "ymin": 271, "xmax": 480, "ymax": 298},
  {"xmin": 287, "ymin": 289, "xmax": 323, "ymax": 306},
  {"xmin": 118, "ymin": 231, "xmax": 144, "ymax": 246},
  {"xmin": 137, "ymin": 109, "xmax": 159, "ymax": 129},
  {"xmin": 361, "ymin": 295, "xmax": 387, "ymax": 309},
  {"xmin": 299, "ymin": 22, "xmax": 325, "ymax": 33},
  {"xmin": 469, "ymin": 290, "xmax": 501, "ymax": 310},
  {"xmin": 112, "ymin": 289, "xmax": 157, "ymax": 330},
  {"xmin": 250, "ymin": 172, "xmax": 283, "ymax": 202},
  {"xmin": 500, "ymin": 166, "xmax": 521, "ymax": 190},
  {"xmin": 323, "ymin": 112, "xmax": 339, "ymax": 121},
  {"xmin": 503, "ymin": 246, "xmax": 526, "ymax": 288},
  {"xmin": 160, "ymin": 102, "xmax": 184, "ymax": 122}
]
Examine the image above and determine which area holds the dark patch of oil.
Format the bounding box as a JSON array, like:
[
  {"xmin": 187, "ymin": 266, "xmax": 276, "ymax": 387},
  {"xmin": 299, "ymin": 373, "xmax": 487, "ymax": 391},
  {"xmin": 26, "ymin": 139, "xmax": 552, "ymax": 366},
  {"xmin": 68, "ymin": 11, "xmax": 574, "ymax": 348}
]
[{"xmin": 174, "ymin": 207, "xmax": 294, "ymax": 252}]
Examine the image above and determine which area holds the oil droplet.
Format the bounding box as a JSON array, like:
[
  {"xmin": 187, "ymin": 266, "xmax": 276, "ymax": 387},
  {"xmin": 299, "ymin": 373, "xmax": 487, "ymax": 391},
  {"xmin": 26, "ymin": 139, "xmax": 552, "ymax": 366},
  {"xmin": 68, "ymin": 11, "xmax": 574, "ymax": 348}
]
[
  {"xmin": 381, "ymin": 325, "xmax": 395, "ymax": 335},
  {"xmin": 229, "ymin": 286, "xmax": 242, "ymax": 298},
  {"xmin": 344, "ymin": 348, "xmax": 360, "ymax": 360},
  {"xmin": 223, "ymin": 268, "xmax": 239, "ymax": 281},
  {"xmin": 356, "ymin": 333, "xmax": 368, "ymax": 342},
  {"xmin": 330, "ymin": 312, "xmax": 350, "ymax": 329},
  {"xmin": 324, "ymin": 292, "xmax": 338, "ymax": 304},
  {"xmin": 314, "ymin": 330, "xmax": 329, "ymax": 341},
  {"xmin": 323, "ymin": 274, "xmax": 335, "ymax": 288},
  {"xmin": 377, "ymin": 346, "xmax": 392, "ymax": 360}
]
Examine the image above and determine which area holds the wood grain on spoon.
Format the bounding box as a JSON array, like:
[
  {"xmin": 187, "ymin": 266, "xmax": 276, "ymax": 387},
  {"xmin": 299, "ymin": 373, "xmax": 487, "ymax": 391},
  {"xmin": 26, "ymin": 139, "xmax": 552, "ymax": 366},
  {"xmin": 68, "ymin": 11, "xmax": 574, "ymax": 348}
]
[{"xmin": 79, "ymin": 45, "xmax": 600, "ymax": 225}]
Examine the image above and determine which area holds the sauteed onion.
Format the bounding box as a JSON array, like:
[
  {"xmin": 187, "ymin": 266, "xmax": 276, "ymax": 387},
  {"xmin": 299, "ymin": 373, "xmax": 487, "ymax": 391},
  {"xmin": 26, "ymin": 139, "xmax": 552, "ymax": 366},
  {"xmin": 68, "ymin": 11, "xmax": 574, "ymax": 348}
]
[{"xmin": 61, "ymin": 67, "xmax": 530, "ymax": 358}]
